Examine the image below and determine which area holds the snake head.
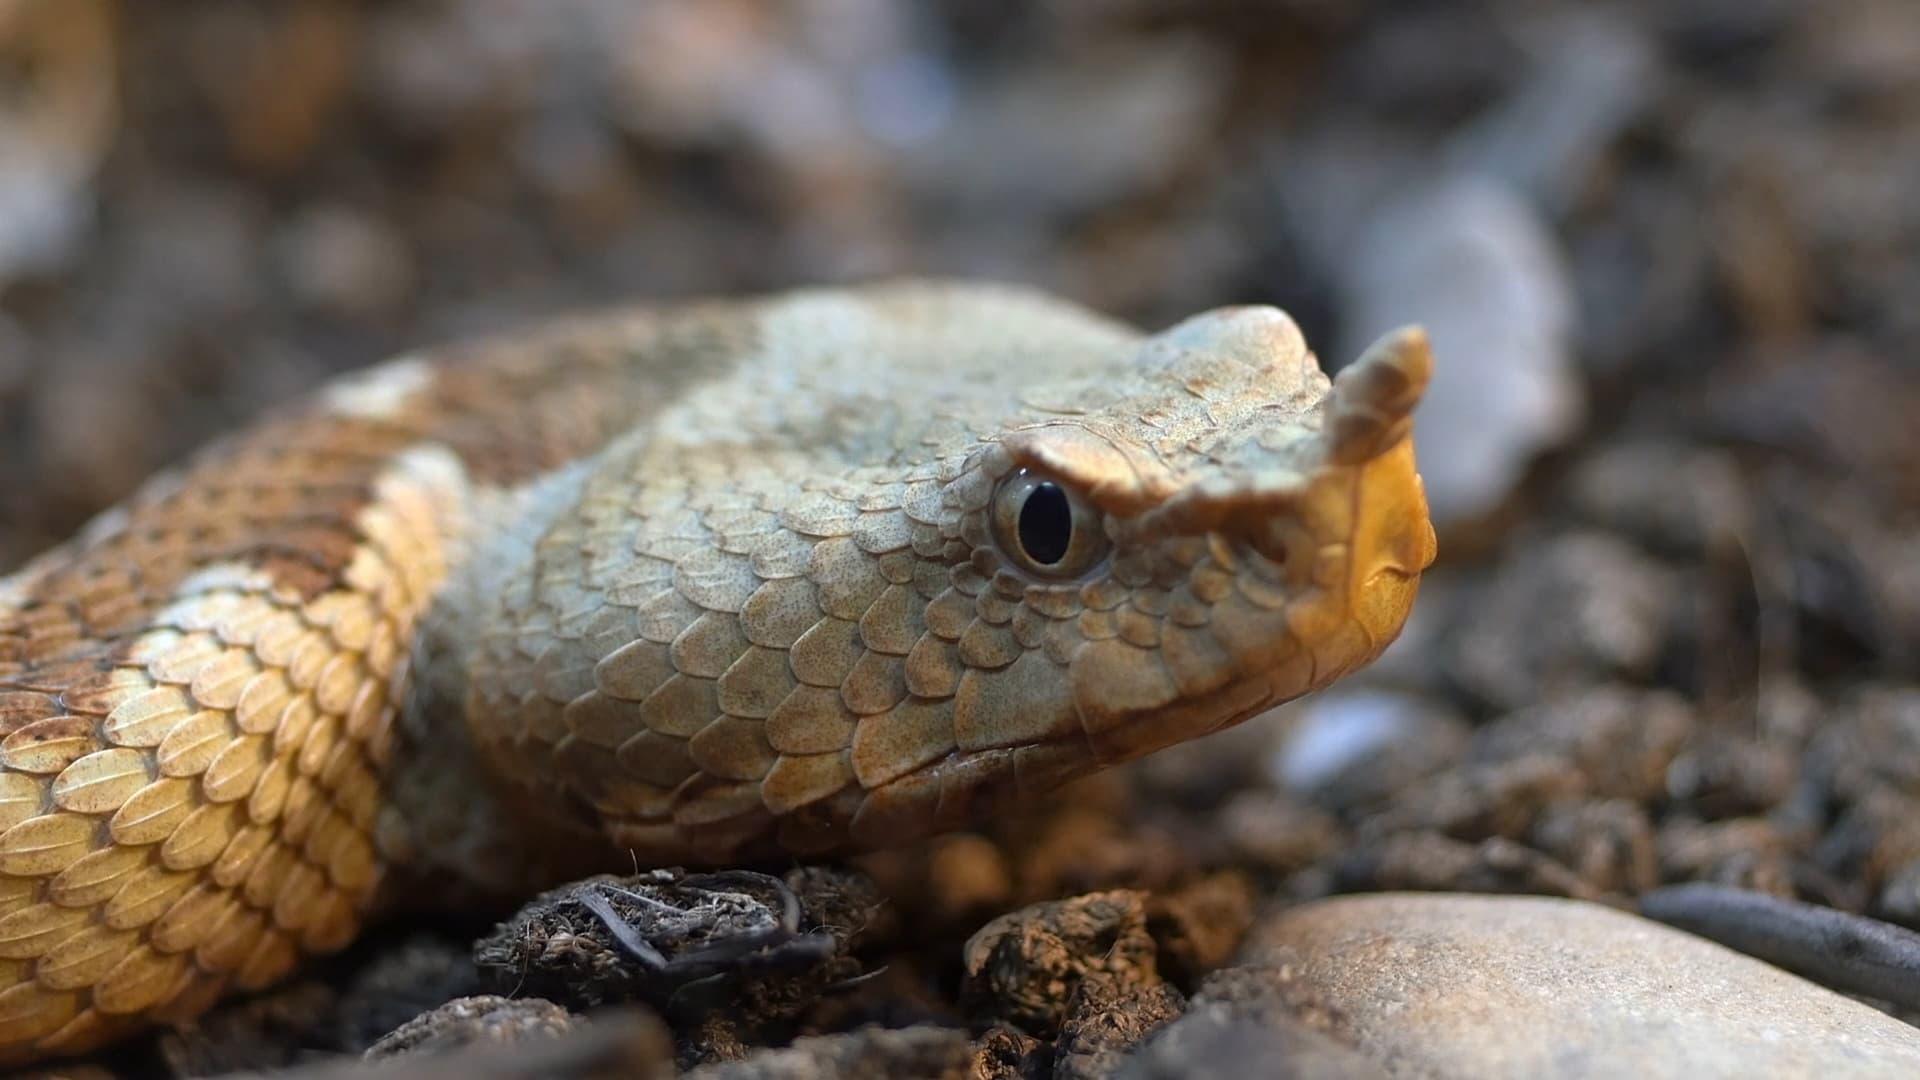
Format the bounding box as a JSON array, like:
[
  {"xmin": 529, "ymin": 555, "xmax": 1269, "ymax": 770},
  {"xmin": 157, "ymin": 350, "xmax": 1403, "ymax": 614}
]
[
  {"xmin": 926, "ymin": 305, "xmax": 1437, "ymax": 784},
  {"xmin": 456, "ymin": 283, "xmax": 1439, "ymax": 860}
]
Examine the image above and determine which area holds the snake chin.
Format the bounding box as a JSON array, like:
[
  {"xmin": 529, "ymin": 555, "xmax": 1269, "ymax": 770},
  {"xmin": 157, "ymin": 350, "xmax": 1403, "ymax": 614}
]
[{"xmin": 1079, "ymin": 671, "xmax": 1277, "ymax": 766}]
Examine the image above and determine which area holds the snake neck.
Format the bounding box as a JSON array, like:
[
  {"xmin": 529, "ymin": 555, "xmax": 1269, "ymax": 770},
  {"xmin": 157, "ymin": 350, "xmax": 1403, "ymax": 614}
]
[{"xmin": 380, "ymin": 449, "xmax": 624, "ymax": 901}]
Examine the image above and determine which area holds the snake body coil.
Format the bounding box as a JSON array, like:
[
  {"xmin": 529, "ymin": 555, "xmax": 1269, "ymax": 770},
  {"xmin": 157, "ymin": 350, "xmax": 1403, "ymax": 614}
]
[{"xmin": 0, "ymin": 282, "xmax": 1436, "ymax": 1061}]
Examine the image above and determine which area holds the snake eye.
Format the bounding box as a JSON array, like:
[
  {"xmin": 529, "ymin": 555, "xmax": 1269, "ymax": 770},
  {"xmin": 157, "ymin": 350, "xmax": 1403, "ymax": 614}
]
[{"xmin": 991, "ymin": 468, "xmax": 1109, "ymax": 578}]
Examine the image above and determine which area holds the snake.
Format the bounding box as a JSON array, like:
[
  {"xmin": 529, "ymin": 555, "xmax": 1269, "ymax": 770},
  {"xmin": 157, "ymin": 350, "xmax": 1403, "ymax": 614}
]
[{"xmin": 0, "ymin": 281, "xmax": 1436, "ymax": 1062}]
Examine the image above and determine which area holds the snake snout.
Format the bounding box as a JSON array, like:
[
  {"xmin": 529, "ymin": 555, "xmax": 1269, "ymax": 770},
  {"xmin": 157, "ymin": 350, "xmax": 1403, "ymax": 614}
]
[{"xmin": 1346, "ymin": 438, "xmax": 1438, "ymax": 650}]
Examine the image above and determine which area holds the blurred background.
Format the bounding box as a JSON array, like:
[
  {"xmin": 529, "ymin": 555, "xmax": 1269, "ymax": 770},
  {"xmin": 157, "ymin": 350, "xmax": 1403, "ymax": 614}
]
[
  {"xmin": 4, "ymin": 0, "xmax": 1920, "ymax": 955},
  {"xmin": 1, "ymin": 0, "xmax": 1912, "ymax": 562}
]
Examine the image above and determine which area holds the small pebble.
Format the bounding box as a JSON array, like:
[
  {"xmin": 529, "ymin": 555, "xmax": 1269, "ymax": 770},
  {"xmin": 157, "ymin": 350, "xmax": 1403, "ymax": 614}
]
[
  {"xmin": 1147, "ymin": 872, "xmax": 1258, "ymax": 981},
  {"xmin": 681, "ymin": 1025, "xmax": 971, "ymax": 1080},
  {"xmin": 963, "ymin": 890, "xmax": 1162, "ymax": 1034},
  {"xmin": 472, "ymin": 868, "xmax": 871, "ymax": 1033},
  {"xmin": 1529, "ymin": 798, "xmax": 1660, "ymax": 896},
  {"xmin": 1566, "ymin": 441, "xmax": 1750, "ymax": 556},
  {"xmin": 1468, "ymin": 686, "xmax": 1694, "ymax": 802},
  {"xmin": 1120, "ymin": 963, "xmax": 1387, "ymax": 1080},
  {"xmin": 363, "ymin": 995, "xmax": 579, "ymax": 1060},
  {"xmin": 277, "ymin": 204, "xmax": 417, "ymax": 320},
  {"xmin": 1640, "ymin": 883, "xmax": 1920, "ymax": 1012},
  {"xmin": 1271, "ymin": 689, "xmax": 1469, "ymax": 812},
  {"xmin": 1335, "ymin": 832, "xmax": 1597, "ymax": 900},
  {"xmin": 1053, "ymin": 981, "xmax": 1186, "ymax": 1080},
  {"xmin": 970, "ymin": 1025, "xmax": 1046, "ymax": 1080},
  {"xmin": 1448, "ymin": 536, "xmax": 1678, "ymax": 710}
]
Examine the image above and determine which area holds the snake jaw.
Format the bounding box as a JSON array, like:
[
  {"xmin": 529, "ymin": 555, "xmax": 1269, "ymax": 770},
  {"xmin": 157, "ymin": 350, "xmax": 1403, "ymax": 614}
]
[{"xmin": 1323, "ymin": 326, "xmax": 1434, "ymax": 468}]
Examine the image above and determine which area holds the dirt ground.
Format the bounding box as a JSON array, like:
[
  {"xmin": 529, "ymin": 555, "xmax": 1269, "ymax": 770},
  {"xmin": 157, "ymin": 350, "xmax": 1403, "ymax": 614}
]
[{"xmin": 2, "ymin": 1, "xmax": 1919, "ymax": 1077}]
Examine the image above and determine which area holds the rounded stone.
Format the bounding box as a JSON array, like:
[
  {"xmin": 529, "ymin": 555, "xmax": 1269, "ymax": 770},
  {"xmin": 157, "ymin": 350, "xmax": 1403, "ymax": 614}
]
[{"xmin": 1248, "ymin": 893, "xmax": 1920, "ymax": 1079}]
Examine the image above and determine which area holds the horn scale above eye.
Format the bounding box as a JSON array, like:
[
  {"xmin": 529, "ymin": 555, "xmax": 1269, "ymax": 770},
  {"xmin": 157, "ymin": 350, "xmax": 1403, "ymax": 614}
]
[{"xmin": 1325, "ymin": 327, "xmax": 1435, "ymax": 466}]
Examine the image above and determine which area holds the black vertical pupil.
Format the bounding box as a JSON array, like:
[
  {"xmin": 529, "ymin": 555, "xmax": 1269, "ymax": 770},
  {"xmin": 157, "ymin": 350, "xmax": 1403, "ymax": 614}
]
[{"xmin": 1018, "ymin": 482, "xmax": 1073, "ymax": 565}]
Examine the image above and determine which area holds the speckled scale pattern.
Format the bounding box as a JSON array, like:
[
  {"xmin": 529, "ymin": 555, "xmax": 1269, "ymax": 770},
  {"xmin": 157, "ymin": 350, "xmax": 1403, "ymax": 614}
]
[{"xmin": 0, "ymin": 281, "xmax": 1436, "ymax": 1062}]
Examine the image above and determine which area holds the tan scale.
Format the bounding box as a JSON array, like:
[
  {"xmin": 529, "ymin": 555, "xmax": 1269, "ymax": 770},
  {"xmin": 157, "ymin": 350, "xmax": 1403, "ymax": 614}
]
[{"xmin": 0, "ymin": 281, "xmax": 1436, "ymax": 1063}]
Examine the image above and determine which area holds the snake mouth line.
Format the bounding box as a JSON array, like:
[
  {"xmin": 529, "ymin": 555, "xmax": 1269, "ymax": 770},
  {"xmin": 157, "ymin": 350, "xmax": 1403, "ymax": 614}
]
[
  {"xmin": 858, "ymin": 672, "xmax": 1276, "ymax": 841},
  {"xmin": 1079, "ymin": 669, "xmax": 1286, "ymax": 768}
]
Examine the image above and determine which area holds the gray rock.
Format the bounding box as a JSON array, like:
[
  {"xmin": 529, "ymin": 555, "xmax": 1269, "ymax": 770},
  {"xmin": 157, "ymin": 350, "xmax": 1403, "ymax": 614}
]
[
  {"xmin": 1055, "ymin": 981, "xmax": 1187, "ymax": 1080},
  {"xmin": 1119, "ymin": 964, "xmax": 1388, "ymax": 1080},
  {"xmin": 682, "ymin": 1025, "xmax": 971, "ymax": 1080},
  {"xmin": 1272, "ymin": 689, "xmax": 1470, "ymax": 813},
  {"xmin": 1639, "ymin": 884, "xmax": 1920, "ymax": 1014},
  {"xmin": 1247, "ymin": 893, "xmax": 1920, "ymax": 1078}
]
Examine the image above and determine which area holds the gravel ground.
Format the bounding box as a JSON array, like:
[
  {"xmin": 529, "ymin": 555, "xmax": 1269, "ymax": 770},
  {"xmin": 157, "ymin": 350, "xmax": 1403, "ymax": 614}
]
[{"xmin": 3, "ymin": 1, "xmax": 1918, "ymax": 1076}]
